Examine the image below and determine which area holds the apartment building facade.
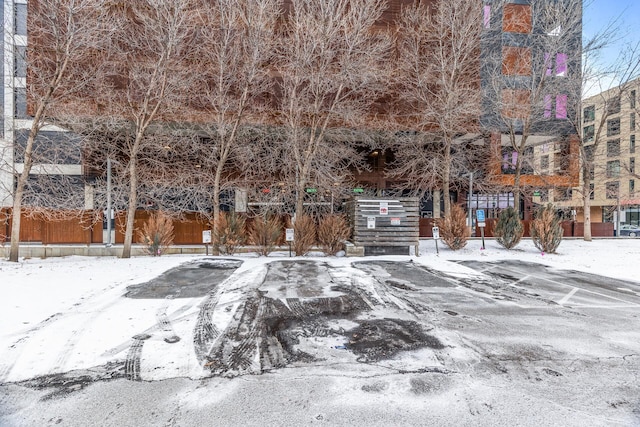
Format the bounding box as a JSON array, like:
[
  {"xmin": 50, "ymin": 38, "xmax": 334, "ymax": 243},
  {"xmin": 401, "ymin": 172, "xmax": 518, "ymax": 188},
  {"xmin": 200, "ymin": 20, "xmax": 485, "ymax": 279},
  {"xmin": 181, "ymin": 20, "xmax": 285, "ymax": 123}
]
[
  {"xmin": 552, "ymin": 77, "xmax": 639, "ymax": 232},
  {"xmin": 1, "ymin": 0, "xmax": 583, "ymax": 244}
]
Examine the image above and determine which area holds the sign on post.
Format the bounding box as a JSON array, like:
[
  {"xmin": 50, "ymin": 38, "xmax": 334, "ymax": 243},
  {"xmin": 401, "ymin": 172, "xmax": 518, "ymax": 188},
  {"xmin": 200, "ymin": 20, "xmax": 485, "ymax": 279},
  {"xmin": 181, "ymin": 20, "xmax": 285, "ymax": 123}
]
[
  {"xmin": 476, "ymin": 209, "xmax": 486, "ymax": 228},
  {"xmin": 476, "ymin": 210, "xmax": 486, "ymax": 250},
  {"xmin": 432, "ymin": 226, "xmax": 440, "ymax": 255},
  {"xmin": 203, "ymin": 230, "xmax": 212, "ymax": 256},
  {"xmin": 285, "ymin": 228, "xmax": 294, "ymax": 242},
  {"xmin": 285, "ymin": 228, "xmax": 294, "ymax": 257}
]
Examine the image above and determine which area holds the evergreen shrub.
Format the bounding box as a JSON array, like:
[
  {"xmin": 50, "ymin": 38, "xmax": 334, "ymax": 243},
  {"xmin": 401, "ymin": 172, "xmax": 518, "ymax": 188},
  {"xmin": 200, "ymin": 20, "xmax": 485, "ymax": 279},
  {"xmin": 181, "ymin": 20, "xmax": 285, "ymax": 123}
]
[{"xmin": 494, "ymin": 207, "xmax": 523, "ymax": 249}]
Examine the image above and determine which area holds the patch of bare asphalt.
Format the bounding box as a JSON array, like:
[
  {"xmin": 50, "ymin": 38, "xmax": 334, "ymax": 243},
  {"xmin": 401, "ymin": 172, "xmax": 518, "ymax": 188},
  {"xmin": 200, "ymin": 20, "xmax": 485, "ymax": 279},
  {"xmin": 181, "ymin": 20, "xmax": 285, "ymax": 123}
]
[
  {"xmin": 204, "ymin": 260, "xmax": 445, "ymax": 376},
  {"xmin": 124, "ymin": 258, "xmax": 243, "ymax": 299}
]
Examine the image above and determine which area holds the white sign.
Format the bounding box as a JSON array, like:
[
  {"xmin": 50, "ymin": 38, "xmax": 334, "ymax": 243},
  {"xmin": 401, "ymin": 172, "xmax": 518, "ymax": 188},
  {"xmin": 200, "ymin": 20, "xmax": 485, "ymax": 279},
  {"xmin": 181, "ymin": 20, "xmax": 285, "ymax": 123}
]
[
  {"xmin": 478, "ymin": 222, "xmax": 486, "ymax": 228},
  {"xmin": 432, "ymin": 226, "xmax": 440, "ymax": 239},
  {"xmin": 202, "ymin": 230, "xmax": 212, "ymax": 244},
  {"xmin": 285, "ymin": 228, "xmax": 294, "ymax": 242},
  {"xmin": 379, "ymin": 201, "xmax": 389, "ymax": 215},
  {"xmin": 391, "ymin": 217, "xmax": 401, "ymax": 226},
  {"xmin": 367, "ymin": 216, "xmax": 376, "ymax": 229}
]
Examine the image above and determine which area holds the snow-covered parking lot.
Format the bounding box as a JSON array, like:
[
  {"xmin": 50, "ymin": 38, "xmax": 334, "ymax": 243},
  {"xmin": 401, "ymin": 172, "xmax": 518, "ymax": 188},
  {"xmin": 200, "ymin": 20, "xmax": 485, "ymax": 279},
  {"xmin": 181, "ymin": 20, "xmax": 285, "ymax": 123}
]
[{"xmin": 1, "ymin": 238, "xmax": 640, "ymax": 426}]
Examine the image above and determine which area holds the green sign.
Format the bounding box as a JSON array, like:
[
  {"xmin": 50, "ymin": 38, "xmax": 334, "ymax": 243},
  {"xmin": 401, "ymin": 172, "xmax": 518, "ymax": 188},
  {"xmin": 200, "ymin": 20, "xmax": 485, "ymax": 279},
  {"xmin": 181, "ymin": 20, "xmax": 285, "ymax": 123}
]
[
  {"xmin": 353, "ymin": 188, "xmax": 364, "ymax": 193},
  {"xmin": 305, "ymin": 188, "xmax": 317, "ymax": 194},
  {"xmin": 533, "ymin": 191, "xmax": 541, "ymax": 196}
]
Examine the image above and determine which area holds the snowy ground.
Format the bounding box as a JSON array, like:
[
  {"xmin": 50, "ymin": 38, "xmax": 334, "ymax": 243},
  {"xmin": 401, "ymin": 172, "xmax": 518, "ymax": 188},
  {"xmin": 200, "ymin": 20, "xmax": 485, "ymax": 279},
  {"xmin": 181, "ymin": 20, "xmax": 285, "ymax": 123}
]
[{"xmin": 1, "ymin": 238, "xmax": 639, "ymax": 426}]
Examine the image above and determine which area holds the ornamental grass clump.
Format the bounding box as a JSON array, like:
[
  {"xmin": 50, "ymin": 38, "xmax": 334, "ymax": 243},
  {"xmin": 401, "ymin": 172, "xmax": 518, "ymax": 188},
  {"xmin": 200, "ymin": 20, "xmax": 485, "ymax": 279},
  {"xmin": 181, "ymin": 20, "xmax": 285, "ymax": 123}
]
[
  {"xmin": 437, "ymin": 204, "xmax": 469, "ymax": 250},
  {"xmin": 214, "ymin": 212, "xmax": 246, "ymax": 255},
  {"xmin": 137, "ymin": 211, "xmax": 174, "ymax": 256},
  {"xmin": 292, "ymin": 215, "xmax": 317, "ymax": 256},
  {"xmin": 530, "ymin": 203, "xmax": 563, "ymax": 253},
  {"xmin": 317, "ymin": 214, "xmax": 350, "ymax": 256},
  {"xmin": 249, "ymin": 215, "xmax": 283, "ymax": 256},
  {"xmin": 494, "ymin": 207, "xmax": 524, "ymax": 249}
]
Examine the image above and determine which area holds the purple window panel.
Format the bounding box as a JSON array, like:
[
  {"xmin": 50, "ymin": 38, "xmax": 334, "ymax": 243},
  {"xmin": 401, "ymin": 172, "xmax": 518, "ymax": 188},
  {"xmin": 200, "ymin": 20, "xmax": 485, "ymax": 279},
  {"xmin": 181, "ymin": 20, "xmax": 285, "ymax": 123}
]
[
  {"xmin": 511, "ymin": 152, "xmax": 517, "ymax": 169},
  {"xmin": 503, "ymin": 153, "xmax": 509, "ymax": 170},
  {"xmin": 544, "ymin": 94, "xmax": 552, "ymax": 118},
  {"xmin": 484, "ymin": 5, "xmax": 491, "ymax": 28},
  {"xmin": 556, "ymin": 53, "xmax": 567, "ymax": 76},
  {"xmin": 544, "ymin": 53, "xmax": 552, "ymax": 76},
  {"xmin": 556, "ymin": 94, "xmax": 567, "ymax": 119}
]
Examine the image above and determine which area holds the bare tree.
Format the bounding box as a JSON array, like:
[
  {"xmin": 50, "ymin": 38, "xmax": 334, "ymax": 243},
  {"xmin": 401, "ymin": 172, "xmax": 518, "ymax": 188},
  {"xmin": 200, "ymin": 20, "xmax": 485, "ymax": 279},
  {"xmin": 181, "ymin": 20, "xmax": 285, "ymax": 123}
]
[
  {"xmin": 96, "ymin": 0, "xmax": 196, "ymax": 258},
  {"xmin": 571, "ymin": 40, "xmax": 640, "ymax": 240},
  {"xmin": 4, "ymin": 0, "xmax": 111, "ymax": 261},
  {"xmin": 190, "ymin": 0, "xmax": 280, "ymax": 227},
  {"xmin": 483, "ymin": 0, "xmax": 583, "ymax": 215},
  {"xmin": 394, "ymin": 0, "xmax": 481, "ymax": 218},
  {"xmin": 274, "ymin": 0, "xmax": 392, "ymax": 217}
]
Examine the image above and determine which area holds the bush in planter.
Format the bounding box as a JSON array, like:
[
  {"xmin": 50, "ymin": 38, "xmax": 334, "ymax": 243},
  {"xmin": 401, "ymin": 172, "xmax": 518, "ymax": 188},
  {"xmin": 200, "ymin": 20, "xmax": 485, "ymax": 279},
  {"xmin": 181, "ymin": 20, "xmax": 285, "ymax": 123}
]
[
  {"xmin": 437, "ymin": 204, "xmax": 469, "ymax": 250},
  {"xmin": 317, "ymin": 215, "xmax": 350, "ymax": 256},
  {"xmin": 494, "ymin": 207, "xmax": 523, "ymax": 249},
  {"xmin": 214, "ymin": 212, "xmax": 246, "ymax": 255},
  {"xmin": 292, "ymin": 215, "xmax": 317, "ymax": 256},
  {"xmin": 137, "ymin": 211, "xmax": 174, "ymax": 256},
  {"xmin": 530, "ymin": 203, "xmax": 563, "ymax": 253},
  {"xmin": 249, "ymin": 215, "xmax": 283, "ymax": 256}
]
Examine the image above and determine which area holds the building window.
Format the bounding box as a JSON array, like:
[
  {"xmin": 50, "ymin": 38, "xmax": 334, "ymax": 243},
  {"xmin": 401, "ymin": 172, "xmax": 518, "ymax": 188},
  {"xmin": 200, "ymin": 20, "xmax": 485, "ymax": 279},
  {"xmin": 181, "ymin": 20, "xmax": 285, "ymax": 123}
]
[
  {"xmin": 631, "ymin": 179, "xmax": 636, "ymax": 193},
  {"xmin": 584, "ymin": 144, "xmax": 595, "ymax": 162},
  {"xmin": 589, "ymin": 183, "xmax": 595, "ymax": 200},
  {"xmin": 503, "ymin": 4, "xmax": 532, "ymax": 33},
  {"xmin": 631, "ymin": 135, "xmax": 636, "ymax": 154},
  {"xmin": 631, "ymin": 90, "xmax": 637, "ymax": 109},
  {"xmin": 606, "ymin": 181, "xmax": 619, "ymax": 199},
  {"xmin": 556, "ymin": 94, "xmax": 567, "ymax": 119},
  {"xmin": 583, "ymin": 125, "xmax": 594, "ymax": 142},
  {"xmin": 631, "ymin": 158, "xmax": 636, "ymax": 174},
  {"xmin": 589, "ymin": 164, "xmax": 595, "ymax": 180},
  {"xmin": 502, "ymin": 46, "xmax": 531, "ymax": 76},
  {"xmin": 14, "ymin": 46, "xmax": 27, "ymax": 78},
  {"xmin": 544, "ymin": 94, "xmax": 552, "ymax": 118},
  {"xmin": 541, "ymin": 155, "xmax": 549, "ymax": 170},
  {"xmin": 15, "ymin": 3, "xmax": 27, "ymax": 36},
  {"xmin": 556, "ymin": 53, "xmax": 567, "ymax": 76},
  {"xmin": 607, "ymin": 139, "xmax": 620, "ymax": 157},
  {"xmin": 606, "ymin": 160, "xmax": 620, "ymax": 178},
  {"xmin": 631, "ymin": 113, "xmax": 636, "ymax": 132},
  {"xmin": 607, "ymin": 118, "xmax": 620, "ymax": 137},
  {"xmin": 14, "ymin": 88, "xmax": 28, "ymax": 119},
  {"xmin": 583, "ymin": 105, "xmax": 595, "ymax": 122},
  {"xmin": 607, "ymin": 96, "xmax": 621, "ymax": 115},
  {"xmin": 484, "ymin": 5, "xmax": 491, "ymax": 28}
]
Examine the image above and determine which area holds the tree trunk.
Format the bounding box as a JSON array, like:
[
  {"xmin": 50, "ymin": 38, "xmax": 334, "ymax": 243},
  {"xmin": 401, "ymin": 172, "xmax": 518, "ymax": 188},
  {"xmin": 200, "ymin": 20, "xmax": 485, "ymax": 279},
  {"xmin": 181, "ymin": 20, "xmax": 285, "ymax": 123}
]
[
  {"xmin": 8, "ymin": 119, "xmax": 41, "ymax": 261},
  {"xmin": 442, "ymin": 142, "xmax": 452, "ymax": 218},
  {"xmin": 121, "ymin": 135, "xmax": 142, "ymax": 259},
  {"xmin": 582, "ymin": 164, "xmax": 592, "ymax": 241}
]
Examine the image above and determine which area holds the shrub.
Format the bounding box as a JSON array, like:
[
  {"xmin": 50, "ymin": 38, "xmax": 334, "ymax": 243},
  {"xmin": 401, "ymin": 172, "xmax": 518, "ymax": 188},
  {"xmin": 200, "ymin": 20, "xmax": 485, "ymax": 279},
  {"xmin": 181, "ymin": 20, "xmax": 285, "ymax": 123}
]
[
  {"xmin": 214, "ymin": 212, "xmax": 246, "ymax": 255},
  {"xmin": 531, "ymin": 203, "xmax": 563, "ymax": 253},
  {"xmin": 292, "ymin": 215, "xmax": 317, "ymax": 256},
  {"xmin": 317, "ymin": 214, "xmax": 350, "ymax": 256},
  {"xmin": 437, "ymin": 204, "xmax": 469, "ymax": 250},
  {"xmin": 494, "ymin": 207, "xmax": 523, "ymax": 249},
  {"xmin": 249, "ymin": 215, "xmax": 283, "ymax": 256},
  {"xmin": 137, "ymin": 211, "xmax": 174, "ymax": 256}
]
